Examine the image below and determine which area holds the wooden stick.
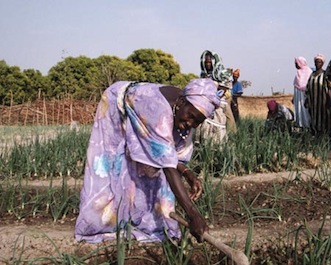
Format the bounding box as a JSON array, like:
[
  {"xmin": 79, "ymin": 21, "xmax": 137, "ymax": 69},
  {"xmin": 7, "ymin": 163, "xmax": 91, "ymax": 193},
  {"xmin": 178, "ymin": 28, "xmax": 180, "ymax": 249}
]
[{"xmin": 170, "ymin": 212, "xmax": 249, "ymax": 265}]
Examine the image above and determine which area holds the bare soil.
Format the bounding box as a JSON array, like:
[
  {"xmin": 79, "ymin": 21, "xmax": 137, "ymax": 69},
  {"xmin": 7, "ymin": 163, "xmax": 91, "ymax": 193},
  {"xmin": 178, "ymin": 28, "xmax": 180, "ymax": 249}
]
[{"xmin": 1, "ymin": 169, "xmax": 330, "ymax": 264}]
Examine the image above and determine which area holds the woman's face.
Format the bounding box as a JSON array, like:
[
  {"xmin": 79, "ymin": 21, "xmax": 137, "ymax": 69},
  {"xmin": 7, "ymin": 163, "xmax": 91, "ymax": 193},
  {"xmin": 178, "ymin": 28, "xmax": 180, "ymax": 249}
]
[
  {"xmin": 314, "ymin": 59, "xmax": 324, "ymax": 70},
  {"xmin": 204, "ymin": 55, "xmax": 213, "ymax": 72},
  {"xmin": 174, "ymin": 99, "xmax": 206, "ymax": 131}
]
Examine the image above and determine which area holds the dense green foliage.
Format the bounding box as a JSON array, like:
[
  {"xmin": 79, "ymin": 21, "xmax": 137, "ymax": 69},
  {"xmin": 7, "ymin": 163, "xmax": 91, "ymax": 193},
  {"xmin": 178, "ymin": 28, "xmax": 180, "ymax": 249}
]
[
  {"xmin": 0, "ymin": 49, "xmax": 198, "ymax": 105},
  {"xmin": 0, "ymin": 126, "xmax": 91, "ymax": 179},
  {"xmin": 191, "ymin": 118, "xmax": 330, "ymax": 177}
]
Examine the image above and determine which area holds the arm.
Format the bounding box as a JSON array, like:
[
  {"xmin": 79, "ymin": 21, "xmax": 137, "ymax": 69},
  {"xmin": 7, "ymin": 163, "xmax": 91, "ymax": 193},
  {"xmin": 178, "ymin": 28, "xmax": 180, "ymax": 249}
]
[
  {"xmin": 163, "ymin": 167, "xmax": 208, "ymax": 242},
  {"xmin": 328, "ymin": 86, "xmax": 331, "ymax": 108},
  {"xmin": 305, "ymin": 76, "xmax": 312, "ymax": 108},
  {"xmin": 177, "ymin": 163, "xmax": 202, "ymax": 201},
  {"xmin": 325, "ymin": 74, "xmax": 331, "ymax": 107}
]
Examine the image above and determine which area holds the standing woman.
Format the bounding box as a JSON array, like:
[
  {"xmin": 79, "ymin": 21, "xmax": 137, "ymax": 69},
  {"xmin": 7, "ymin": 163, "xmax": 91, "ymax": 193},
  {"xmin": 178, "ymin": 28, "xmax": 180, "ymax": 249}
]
[
  {"xmin": 199, "ymin": 50, "xmax": 237, "ymax": 133},
  {"xmin": 305, "ymin": 54, "xmax": 331, "ymax": 135},
  {"xmin": 293, "ymin": 57, "xmax": 312, "ymax": 129}
]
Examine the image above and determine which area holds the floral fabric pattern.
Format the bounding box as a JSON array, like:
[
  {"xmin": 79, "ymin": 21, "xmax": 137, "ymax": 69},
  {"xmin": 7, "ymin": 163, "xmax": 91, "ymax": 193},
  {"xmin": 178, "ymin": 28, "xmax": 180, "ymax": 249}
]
[{"xmin": 75, "ymin": 81, "xmax": 193, "ymax": 243}]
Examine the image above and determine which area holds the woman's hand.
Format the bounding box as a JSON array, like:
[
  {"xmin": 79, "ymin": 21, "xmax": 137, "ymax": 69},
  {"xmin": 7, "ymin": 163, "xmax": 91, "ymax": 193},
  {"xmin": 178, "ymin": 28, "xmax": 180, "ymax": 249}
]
[
  {"xmin": 163, "ymin": 167, "xmax": 207, "ymax": 242},
  {"xmin": 182, "ymin": 168, "xmax": 202, "ymax": 201},
  {"xmin": 189, "ymin": 212, "xmax": 209, "ymax": 243}
]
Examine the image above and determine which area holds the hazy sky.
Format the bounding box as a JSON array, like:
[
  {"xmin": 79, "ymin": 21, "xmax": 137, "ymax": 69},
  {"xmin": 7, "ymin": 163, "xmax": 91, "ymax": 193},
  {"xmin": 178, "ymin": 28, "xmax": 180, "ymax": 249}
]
[{"xmin": 1, "ymin": 0, "xmax": 330, "ymax": 95}]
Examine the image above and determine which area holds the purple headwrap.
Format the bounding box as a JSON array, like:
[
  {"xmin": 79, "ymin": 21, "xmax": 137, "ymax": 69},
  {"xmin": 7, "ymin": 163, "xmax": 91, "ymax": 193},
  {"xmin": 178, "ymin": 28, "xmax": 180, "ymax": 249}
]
[{"xmin": 183, "ymin": 78, "xmax": 221, "ymax": 118}]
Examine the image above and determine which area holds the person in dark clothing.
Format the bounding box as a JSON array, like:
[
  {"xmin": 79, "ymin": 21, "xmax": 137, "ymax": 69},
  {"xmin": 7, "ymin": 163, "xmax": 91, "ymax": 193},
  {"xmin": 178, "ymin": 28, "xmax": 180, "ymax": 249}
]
[
  {"xmin": 265, "ymin": 100, "xmax": 294, "ymax": 133},
  {"xmin": 305, "ymin": 53, "xmax": 331, "ymax": 136}
]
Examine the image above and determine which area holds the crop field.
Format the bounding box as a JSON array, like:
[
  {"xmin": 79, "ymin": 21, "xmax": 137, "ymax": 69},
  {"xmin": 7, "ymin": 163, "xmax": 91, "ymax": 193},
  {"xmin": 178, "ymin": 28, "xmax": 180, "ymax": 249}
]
[{"xmin": 0, "ymin": 97, "xmax": 331, "ymax": 265}]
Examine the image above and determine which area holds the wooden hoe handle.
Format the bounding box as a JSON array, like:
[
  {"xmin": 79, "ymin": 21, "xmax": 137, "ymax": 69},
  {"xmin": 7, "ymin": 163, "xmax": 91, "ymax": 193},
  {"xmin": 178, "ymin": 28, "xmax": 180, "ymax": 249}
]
[{"xmin": 170, "ymin": 212, "xmax": 250, "ymax": 265}]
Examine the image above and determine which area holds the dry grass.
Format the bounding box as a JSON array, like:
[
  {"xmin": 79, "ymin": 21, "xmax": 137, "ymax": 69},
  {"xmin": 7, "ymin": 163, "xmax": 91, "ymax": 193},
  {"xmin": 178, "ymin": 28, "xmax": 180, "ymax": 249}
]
[{"xmin": 238, "ymin": 94, "xmax": 293, "ymax": 119}]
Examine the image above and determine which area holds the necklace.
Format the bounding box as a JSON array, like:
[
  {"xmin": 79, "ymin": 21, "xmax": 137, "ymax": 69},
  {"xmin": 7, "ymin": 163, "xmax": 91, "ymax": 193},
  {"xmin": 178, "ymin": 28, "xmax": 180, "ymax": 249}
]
[{"xmin": 177, "ymin": 128, "xmax": 189, "ymax": 140}]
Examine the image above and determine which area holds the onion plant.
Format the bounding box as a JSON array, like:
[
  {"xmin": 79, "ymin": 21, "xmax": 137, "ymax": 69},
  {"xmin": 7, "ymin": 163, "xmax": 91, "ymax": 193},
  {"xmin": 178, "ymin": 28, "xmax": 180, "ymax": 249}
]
[{"xmin": 0, "ymin": 125, "xmax": 90, "ymax": 180}]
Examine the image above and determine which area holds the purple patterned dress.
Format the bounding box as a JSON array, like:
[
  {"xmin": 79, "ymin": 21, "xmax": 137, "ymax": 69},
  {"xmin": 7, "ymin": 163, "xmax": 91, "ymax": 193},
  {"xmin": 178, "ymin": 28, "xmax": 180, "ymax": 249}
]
[{"xmin": 75, "ymin": 81, "xmax": 193, "ymax": 243}]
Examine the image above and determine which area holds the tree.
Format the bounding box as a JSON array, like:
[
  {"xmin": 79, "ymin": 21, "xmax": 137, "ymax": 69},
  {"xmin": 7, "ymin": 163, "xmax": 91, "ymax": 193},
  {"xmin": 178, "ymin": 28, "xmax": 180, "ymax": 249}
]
[
  {"xmin": 155, "ymin": 50, "xmax": 180, "ymax": 80},
  {"xmin": 0, "ymin": 61, "xmax": 50, "ymax": 105},
  {"xmin": 241, "ymin": 80, "xmax": 252, "ymax": 89},
  {"xmin": 91, "ymin": 55, "xmax": 145, "ymax": 99},
  {"xmin": 170, "ymin": 73, "xmax": 198, "ymax": 88},
  {"xmin": 0, "ymin": 60, "xmax": 9, "ymax": 104},
  {"xmin": 0, "ymin": 49, "xmax": 203, "ymax": 103},
  {"xmin": 47, "ymin": 56, "xmax": 98, "ymax": 99},
  {"xmin": 0, "ymin": 61, "xmax": 28, "ymax": 105},
  {"xmin": 127, "ymin": 49, "xmax": 181, "ymax": 84},
  {"xmin": 23, "ymin": 69, "xmax": 49, "ymax": 101}
]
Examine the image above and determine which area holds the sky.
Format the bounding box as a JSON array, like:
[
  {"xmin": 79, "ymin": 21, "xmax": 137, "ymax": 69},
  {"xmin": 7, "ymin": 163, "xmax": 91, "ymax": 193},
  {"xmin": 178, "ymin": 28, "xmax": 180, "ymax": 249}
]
[{"xmin": 1, "ymin": 0, "xmax": 330, "ymax": 96}]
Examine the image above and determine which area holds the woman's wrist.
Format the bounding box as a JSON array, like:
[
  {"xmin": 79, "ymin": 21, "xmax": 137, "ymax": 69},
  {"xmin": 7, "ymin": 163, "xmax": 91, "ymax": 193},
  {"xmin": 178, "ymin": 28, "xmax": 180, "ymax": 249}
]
[{"xmin": 181, "ymin": 168, "xmax": 190, "ymax": 177}]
